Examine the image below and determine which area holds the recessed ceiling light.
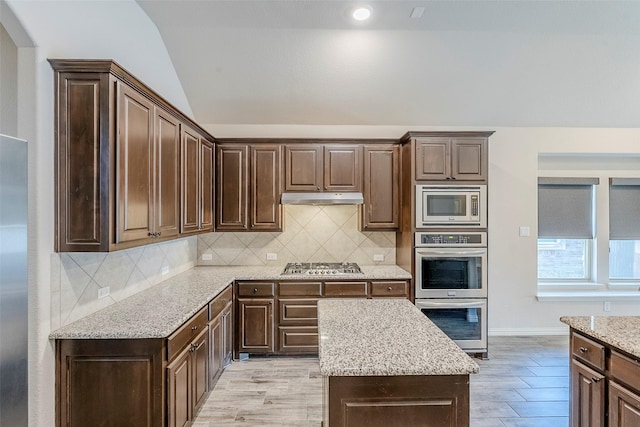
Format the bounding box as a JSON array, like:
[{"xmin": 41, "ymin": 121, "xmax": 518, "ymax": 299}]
[{"xmin": 352, "ymin": 6, "xmax": 372, "ymax": 21}]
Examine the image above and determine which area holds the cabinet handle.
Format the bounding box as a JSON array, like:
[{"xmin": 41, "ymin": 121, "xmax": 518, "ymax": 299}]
[
  {"xmin": 387, "ymin": 287, "xmax": 393, "ymax": 292},
  {"xmin": 191, "ymin": 326, "xmax": 198, "ymax": 331},
  {"xmin": 148, "ymin": 232, "xmax": 154, "ymax": 237},
  {"xmin": 253, "ymin": 288, "xmax": 258, "ymax": 293},
  {"xmin": 579, "ymin": 346, "xmax": 588, "ymax": 353},
  {"xmin": 591, "ymin": 377, "xmax": 601, "ymax": 383},
  {"xmin": 445, "ymin": 177, "xmax": 451, "ymax": 180}
]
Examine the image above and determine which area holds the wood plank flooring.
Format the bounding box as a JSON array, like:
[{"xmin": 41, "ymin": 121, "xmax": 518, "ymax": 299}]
[{"xmin": 193, "ymin": 336, "xmax": 569, "ymax": 426}]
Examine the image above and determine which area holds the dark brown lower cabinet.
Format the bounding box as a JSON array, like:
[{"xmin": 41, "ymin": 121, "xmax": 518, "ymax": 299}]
[
  {"xmin": 570, "ymin": 359, "xmax": 605, "ymax": 427},
  {"xmin": 238, "ymin": 298, "xmax": 274, "ymax": 354},
  {"xmin": 323, "ymin": 375, "xmax": 469, "ymax": 427},
  {"xmin": 569, "ymin": 329, "xmax": 640, "ymax": 427},
  {"xmin": 209, "ymin": 299, "xmax": 233, "ymax": 388}
]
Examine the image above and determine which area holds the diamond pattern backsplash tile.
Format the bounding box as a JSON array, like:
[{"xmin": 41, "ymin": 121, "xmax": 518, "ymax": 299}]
[
  {"xmin": 51, "ymin": 237, "xmax": 197, "ymax": 328},
  {"xmin": 198, "ymin": 205, "xmax": 396, "ymax": 266}
]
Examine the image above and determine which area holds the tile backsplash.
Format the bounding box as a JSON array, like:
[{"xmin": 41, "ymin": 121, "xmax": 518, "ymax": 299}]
[
  {"xmin": 197, "ymin": 205, "xmax": 396, "ymax": 266},
  {"xmin": 51, "ymin": 237, "xmax": 197, "ymax": 329}
]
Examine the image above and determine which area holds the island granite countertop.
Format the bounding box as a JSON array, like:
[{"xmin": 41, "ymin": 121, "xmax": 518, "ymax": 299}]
[
  {"xmin": 560, "ymin": 316, "xmax": 640, "ymax": 359},
  {"xmin": 317, "ymin": 298, "xmax": 479, "ymax": 377},
  {"xmin": 49, "ymin": 264, "xmax": 411, "ymax": 340}
]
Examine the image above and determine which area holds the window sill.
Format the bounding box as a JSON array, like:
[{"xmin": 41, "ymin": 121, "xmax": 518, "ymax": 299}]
[{"xmin": 536, "ymin": 291, "xmax": 640, "ymax": 302}]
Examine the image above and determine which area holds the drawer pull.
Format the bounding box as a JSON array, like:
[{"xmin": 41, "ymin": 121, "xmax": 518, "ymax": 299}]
[
  {"xmin": 253, "ymin": 288, "xmax": 258, "ymax": 293},
  {"xmin": 591, "ymin": 377, "xmax": 601, "ymax": 383},
  {"xmin": 387, "ymin": 287, "xmax": 392, "ymax": 291},
  {"xmin": 191, "ymin": 326, "xmax": 198, "ymax": 331},
  {"xmin": 579, "ymin": 346, "xmax": 588, "ymax": 353}
]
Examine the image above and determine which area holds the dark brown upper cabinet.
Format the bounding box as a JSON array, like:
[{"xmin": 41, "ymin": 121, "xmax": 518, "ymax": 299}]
[
  {"xmin": 324, "ymin": 145, "xmax": 362, "ymax": 192},
  {"xmin": 50, "ymin": 59, "xmax": 216, "ymax": 251},
  {"xmin": 181, "ymin": 127, "xmax": 214, "ymax": 234},
  {"xmin": 216, "ymin": 144, "xmax": 249, "ymax": 231},
  {"xmin": 250, "ymin": 145, "xmax": 282, "ymax": 231},
  {"xmin": 216, "ymin": 143, "xmax": 282, "ymax": 232},
  {"xmin": 284, "ymin": 144, "xmax": 362, "ymax": 192},
  {"xmin": 360, "ymin": 145, "xmax": 399, "ymax": 230},
  {"xmin": 284, "ymin": 144, "xmax": 323, "ymax": 191},
  {"xmin": 413, "ymin": 133, "xmax": 490, "ymax": 182}
]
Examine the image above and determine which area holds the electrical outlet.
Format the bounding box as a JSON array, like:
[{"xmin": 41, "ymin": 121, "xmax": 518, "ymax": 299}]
[
  {"xmin": 519, "ymin": 226, "xmax": 530, "ymax": 237},
  {"xmin": 98, "ymin": 286, "xmax": 110, "ymax": 299},
  {"xmin": 604, "ymin": 301, "xmax": 611, "ymax": 312},
  {"xmin": 266, "ymin": 252, "xmax": 277, "ymax": 261},
  {"xmin": 202, "ymin": 253, "xmax": 213, "ymax": 261},
  {"xmin": 373, "ymin": 254, "xmax": 384, "ymax": 262},
  {"xmin": 162, "ymin": 265, "xmax": 170, "ymax": 275}
]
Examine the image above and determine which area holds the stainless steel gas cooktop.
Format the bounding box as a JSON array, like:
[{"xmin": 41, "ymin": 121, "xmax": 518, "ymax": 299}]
[{"xmin": 281, "ymin": 262, "xmax": 363, "ymax": 276}]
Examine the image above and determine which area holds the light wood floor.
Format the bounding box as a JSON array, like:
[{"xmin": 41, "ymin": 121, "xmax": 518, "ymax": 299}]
[{"xmin": 193, "ymin": 336, "xmax": 569, "ymax": 427}]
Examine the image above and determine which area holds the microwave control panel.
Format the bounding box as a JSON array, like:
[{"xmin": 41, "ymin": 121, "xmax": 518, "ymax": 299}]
[{"xmin": 415, "ymin": 232, "xmax": 486, "ymax": 247}]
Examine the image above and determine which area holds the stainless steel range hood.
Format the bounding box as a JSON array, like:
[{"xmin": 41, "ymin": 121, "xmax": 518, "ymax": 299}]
[{"xmin": 281, "ymin": 192, "xmax": 364, "ymax": 205}]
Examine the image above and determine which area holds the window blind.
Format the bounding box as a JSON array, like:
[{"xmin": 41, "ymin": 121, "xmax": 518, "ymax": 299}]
[
  {"xmin": 609, "ymin": 178, "xmax": 640, "ymax": 239},
  {"xmin": 538, "ymin": 177, "xmax": 598, "ymax": 238}
]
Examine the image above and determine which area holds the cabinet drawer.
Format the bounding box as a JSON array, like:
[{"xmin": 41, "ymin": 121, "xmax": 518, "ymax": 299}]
[
  {"xmin": 323, "ymin": 281, "xmax": 368, "ymax": 297},
  {"xmin": 167, "ymin": 306, "xmax": 209, "ymax": 361},
  {"xmin": 209, "ymin": 285, "xmax": 233, "ymax": 320},
  {"xmin": 279, "ymin": 282, "xmax": 322, "ymax": 297},
  {"xmin": 278, "ymin": 326, "xmax": 318, "ymax": 353},
  {"xmin": 237, "ymin": 282, "xmax": 275, "ymax": 297},
  {"xmin": 571, "ymin": 332, "xmax": 605, "ymax": 371},
  {"xmin": 371, "ymin": 281, "xmax": 409, "ymax": 297},
  {"xmin": 611, "ymin": 351, "xmax": 640, "ymax": 393},
  {"xmin": 279, "ymin": 299, "xmax": 318, "ymax": 324}
]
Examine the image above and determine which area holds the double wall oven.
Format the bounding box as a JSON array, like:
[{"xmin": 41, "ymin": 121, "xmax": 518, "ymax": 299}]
[{"xmin": 414, "ymin": 231, "xmax": 488, "ymax": 357}]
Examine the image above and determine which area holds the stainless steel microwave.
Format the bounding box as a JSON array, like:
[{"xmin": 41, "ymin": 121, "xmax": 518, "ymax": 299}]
[{"xmin": 415, "ymin": 185, "xmax": 487, "ymax": 228}]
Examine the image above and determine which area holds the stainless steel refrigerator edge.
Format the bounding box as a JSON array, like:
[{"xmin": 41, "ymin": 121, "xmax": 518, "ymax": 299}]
[{"xmin": 0, "ymin": 134, "xmax": 28, "ymax": 426}]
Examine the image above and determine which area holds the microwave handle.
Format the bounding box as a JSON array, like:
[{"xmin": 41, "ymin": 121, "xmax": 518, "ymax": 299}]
[
  {"xmin": 415, "ymin": 301, "xmax": 485, "ymax": 309},
  {"xmin": 422, "ymin": 250, "xmax": 486, "ymax": 256}
]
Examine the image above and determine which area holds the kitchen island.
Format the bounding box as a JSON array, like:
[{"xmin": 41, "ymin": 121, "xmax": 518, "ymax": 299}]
[
  {"xmin": 561, "ymin": 316, "xmax": 640, "ymax": 427},
  {"xmin": 318, "ymin": 299, "xmax": 479, "ymax": 427}
]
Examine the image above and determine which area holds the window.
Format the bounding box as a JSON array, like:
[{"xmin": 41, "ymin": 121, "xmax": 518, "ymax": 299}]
[
  {"xmin": 609, "ymin": 178, "xmax": 640, "ymax": 280},
  {"xmin": 537, "ymin": 177, "xmax": 598, "ymax": 281}
]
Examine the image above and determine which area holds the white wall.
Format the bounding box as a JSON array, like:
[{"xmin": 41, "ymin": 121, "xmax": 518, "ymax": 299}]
[{"xmin": 2, "ymin": 1, "xmax": 194, "ymax": 426}]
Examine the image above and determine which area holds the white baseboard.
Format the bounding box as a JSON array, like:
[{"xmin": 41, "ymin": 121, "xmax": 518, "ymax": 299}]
[{"xmin": 489, "ymin": 327, "xmax": 568, "ymax": 336}]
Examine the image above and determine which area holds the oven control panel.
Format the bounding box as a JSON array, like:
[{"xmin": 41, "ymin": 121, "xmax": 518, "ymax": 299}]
[{"xmin": 415, "ymin": 232, "xmax": 486, "ymax": 247}]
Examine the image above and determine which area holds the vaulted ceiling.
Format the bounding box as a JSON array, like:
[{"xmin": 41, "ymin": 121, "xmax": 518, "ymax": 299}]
[{"xmin": 138, "ymin": 0, "xmax": 640, "ymax": 128}]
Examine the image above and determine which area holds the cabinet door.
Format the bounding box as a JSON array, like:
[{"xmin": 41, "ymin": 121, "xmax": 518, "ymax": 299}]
[
  {"xmin": 200, "ymin": 140, "xmax": 214, "ymax": 232},
  {"xmin": 250, "ymin": 145, "xmax": 282, "ymax": 230},
  {"xmin": 116, "ymin": 83, "xmax": 154, "ymax": 243},
  {"xmin": 216, "ymin": 144, "xmax": 249, "ymax": 230},
  {"xmin": 192, "ymin": 328, "xmax": 209, "ymax": 415},
  {"xmin": 609, "ymin": 381, "xmax": 640, "ymax": 427},
  {"xmin": 238, "ymin": 299, "xmax": 274, "ymax": 353},
  {"xmin": 324, "ymin": 145, "xmax": 362, "ymax": 191},
  {"xmin": 570, "ymin": 359, "xmax": 605, "ymax": 427},
  {"xmin": 284, "ymin": 145, "xmax": 323, "ymax": 191},
  {"xmin": 222, "ymin": 304, "xmax": 233, "ymax": 367},
  {"xmin": 181, "ymin": 128, "xmax": 200, "ymax": 234},
  {"xmin": 167, "ymin": 347, "xmax": 192, "ymax": 427},
  {"xmin": 155, "ymin": 109, "xmax": 181, "ymax": 238},
  {"xmin": 361, "ymin": 145, "xmax": 399, "ymax": 230},
  {"xmin": 415, "ymin": 137, "xmax": 450, "ymax": 181},
  {"xmin": 208, "ymin": 315, "xmax": 223, "ymax": 389},
  {"xmin": 451, "ymin": 138, "xmax": 486, "ymax": 181}
]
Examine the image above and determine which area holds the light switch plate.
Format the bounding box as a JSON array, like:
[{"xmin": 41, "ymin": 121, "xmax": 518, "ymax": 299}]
[
  {"xmin": 519, "ymin": 226, "xmax": 531, "ymax": 237},
  {"xmin": 266, "ymin": 252, "xmax": 277, "ymax": 261},
  {"xmin": 373, "ymin": 254, "xmax": 384, "ymax": 262},
  {"xmin": 202, "ymin": 253, "xmax": 213, "ymax": 261},
  {"xmin": 604, "ymin": 301, "xmax": 611, "ymax": 312},
  {"xmin": 161, "ymin": 265, "xmax": 170, "ymax": 275}
]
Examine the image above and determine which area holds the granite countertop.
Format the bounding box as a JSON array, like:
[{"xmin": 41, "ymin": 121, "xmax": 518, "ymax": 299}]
[
  {"xmin": 317, "ymin": 298, "xmax": 479, "ymax": 377},
  {"xmin": 560, "ymin": 316, "xmax": 640, "ymax": 359},
  {"xmin": 49, "ymin": 264, "xmax": 411, "ymax": 340}
]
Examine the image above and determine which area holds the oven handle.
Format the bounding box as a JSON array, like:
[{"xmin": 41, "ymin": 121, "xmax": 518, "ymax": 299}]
[
  {"xmin": 418, "ymin": 250, "xmax": 486, "ymax": 256},
  {"xmin": 415, "ymin": 301, "xmax": 485, "ymax": 309}
]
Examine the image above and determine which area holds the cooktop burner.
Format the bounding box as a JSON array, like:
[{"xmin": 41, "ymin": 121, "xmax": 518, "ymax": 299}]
[{"xmin": 281, "ymin": 262, "xmax": 363, "ymax": 276}]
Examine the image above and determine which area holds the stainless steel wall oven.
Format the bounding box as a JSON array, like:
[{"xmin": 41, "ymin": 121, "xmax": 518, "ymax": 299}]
[{"xmin": 415, "ymin": 232, "xmax": 488, "ymax": 356}]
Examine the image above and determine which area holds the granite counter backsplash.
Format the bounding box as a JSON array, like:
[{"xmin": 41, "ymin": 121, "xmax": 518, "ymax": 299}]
[
  {"xmin": 560, "ymin": 316, "xmax": 640, "ymax": 359},
  {"xmin": 50, "ymin": 265, "xmax": 411, "ymax": 340}
]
